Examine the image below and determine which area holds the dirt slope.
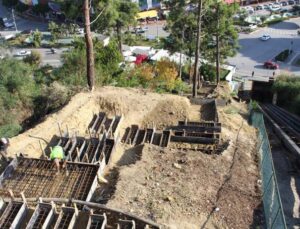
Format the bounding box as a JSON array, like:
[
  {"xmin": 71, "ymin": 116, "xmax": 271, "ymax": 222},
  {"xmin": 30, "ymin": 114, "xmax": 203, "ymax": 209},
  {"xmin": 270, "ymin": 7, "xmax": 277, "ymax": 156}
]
[
  {"xmin": 8, "ymin": 86, "xmax": 190, "ymax": 158},
  {"xmin": 6, "ymin": 85, "xmax": 262, "ymax": 228},
  {"xmin": 105, "ymin": 85, "xmax": 262, "ymax": 228}
]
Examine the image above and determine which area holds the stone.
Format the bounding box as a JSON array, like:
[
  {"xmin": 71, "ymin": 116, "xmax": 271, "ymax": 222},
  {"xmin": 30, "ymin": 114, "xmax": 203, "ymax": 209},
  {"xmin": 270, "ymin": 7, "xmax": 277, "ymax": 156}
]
[{"xmin": 173, "ymin": 163, "xmax": 182, "ymax": 169}]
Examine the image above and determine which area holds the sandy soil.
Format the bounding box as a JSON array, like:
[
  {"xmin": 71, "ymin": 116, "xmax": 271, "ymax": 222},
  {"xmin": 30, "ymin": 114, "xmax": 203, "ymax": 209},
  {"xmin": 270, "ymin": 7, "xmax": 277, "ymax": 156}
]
[
  {"xmin": 8, "ymin": 86, "xmax": 190, "ymax": 158},
  {"xmin": 6, "ymin": 85, "xmax": 262, "ymax": 228},
  {"xmin": 105, "ymin": 84, "xmax": 262, "ymax": 228}
]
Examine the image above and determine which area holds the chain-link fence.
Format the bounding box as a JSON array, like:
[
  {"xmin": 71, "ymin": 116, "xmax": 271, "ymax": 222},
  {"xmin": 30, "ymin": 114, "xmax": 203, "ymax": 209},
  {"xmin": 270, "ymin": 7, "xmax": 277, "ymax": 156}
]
[{"xmin": 250, "ymin": 110, "xmax": 287, "ymax": 229}]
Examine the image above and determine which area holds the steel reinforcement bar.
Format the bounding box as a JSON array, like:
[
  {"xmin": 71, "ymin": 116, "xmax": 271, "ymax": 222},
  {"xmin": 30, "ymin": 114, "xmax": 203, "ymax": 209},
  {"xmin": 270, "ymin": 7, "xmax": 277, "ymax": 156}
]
[
  {"xmin": 0, "ymin": 200, "xmax": 27, "ymax": 229},
  {"xmin": 26, "ymin": 202, "xmax": 55, "ymax": 229}
]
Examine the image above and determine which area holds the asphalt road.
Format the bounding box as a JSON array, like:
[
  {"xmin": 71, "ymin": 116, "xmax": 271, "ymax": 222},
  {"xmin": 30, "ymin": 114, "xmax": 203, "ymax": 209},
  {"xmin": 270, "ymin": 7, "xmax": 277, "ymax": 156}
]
[
  {"xmin": 227, "ymin": 17, "xmax": 300, "ymax": 78},
  {"xmin": 11, "ymin": 47, "xmax": 63, "ymax": 67}
]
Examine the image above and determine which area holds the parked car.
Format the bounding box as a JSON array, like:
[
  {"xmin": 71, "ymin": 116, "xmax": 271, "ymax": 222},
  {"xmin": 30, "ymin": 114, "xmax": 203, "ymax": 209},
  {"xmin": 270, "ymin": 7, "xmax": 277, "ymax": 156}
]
[
  {"xmin": 263, "ymin": 4, "xmax": 270, "ymax": 9},
  {"xmin": 280, "ymin": 1, "xmax": 288, "ymax": 6},
  {"xmin": 131, "ymin": 26, "xmax": 148, "ymax": 34},
  {"xmin": 295, "ymin": 0, "xmax": 300, "ymax": 4},
  {"xmin": 16, "ymin": 50, "xmax": 31, "ymax": 57},
  {"xmin": 260, "ymin": 34, "xmax": 271, "ymax": 41},
  {"xmin": 256, "ymin": 5, "xmax": 264, "ymax": 10},
  {"xmin": 280, "ymin": 8, "xmax": 289, "ymax": 13},
  {"xmin": 288, "ymin": 0, "xmax": 295, "ymax": 4},
  {"xmin": 248, "ymin": 24, "xmax": 257, "ymax": 30},
  {"xmin": 76, "ymin": 28, "xmax": 84, "ymax": 34},
  {"xmin": 1, "ymin": 17, "xmax": 14, "ymax": 28},
  {"xmin": 264, "ymin": 61, "xmax": 279, "ymax": 69},
  {"xmin": 134, "ymin": 54, "xmax": 148, "ymax": 65},
  {"xmin": 271, "ymin": 4, "xmax": 281, "ymax": 11}
]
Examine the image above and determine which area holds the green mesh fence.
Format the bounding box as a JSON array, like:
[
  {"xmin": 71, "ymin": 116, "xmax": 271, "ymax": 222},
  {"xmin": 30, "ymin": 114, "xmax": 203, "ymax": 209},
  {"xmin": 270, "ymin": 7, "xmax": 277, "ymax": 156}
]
[{"xmin": 250, "ymin": 110, "xmax": 287, "ymax": 229}]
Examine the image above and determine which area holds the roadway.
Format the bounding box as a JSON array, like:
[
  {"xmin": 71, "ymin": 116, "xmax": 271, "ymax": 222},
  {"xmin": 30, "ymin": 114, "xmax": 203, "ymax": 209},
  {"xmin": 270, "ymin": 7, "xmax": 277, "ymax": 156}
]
[{"xmin": 227, "ymin": 17, "xmax": 300, "ymax": 78}]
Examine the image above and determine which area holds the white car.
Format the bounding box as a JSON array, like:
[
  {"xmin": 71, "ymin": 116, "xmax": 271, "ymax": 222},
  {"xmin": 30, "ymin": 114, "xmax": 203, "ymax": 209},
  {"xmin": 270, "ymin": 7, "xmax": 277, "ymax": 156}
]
[
  {"xmin": 2, "ymin": 18, "xmax": 14, "ymax": 28},
  {"xmin": 76, "ymin": 28, "xmax": 84, "ymax": 34},
  {"xmin": 260, "ymin": 35, "xmax": 271, "ymax": 41},
  {"xmin": 248, "ymin": 24, "xmax": 257, "ymax": 30},
  {"xmin": 16, "ymin": 50, "xmax": 31, "ymax": 56},
  {"xmin": 271, "ymin": 4, "xmax": 281, "ymax": 11},
  {"xmin": 132, "ymin": 26, "xmax": 148, "ymax": 34}
]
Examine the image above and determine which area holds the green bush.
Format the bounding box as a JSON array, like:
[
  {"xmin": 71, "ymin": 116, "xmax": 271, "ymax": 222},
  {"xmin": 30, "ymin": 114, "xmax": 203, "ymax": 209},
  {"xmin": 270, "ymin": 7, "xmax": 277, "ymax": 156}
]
[
  {"xmin": 0, "ymin": 123, "xmax": 22, "ymax": 138},
  {"xmin": 250, "ymin": 100, "xmax": 259, "ymax": 111},
  {"xmin": 272, "ymin": 75, "xmax": 300, "ymax": 116},
  {"xmin": 275, "ymin": 49, "xmax": 290, "ymax": 62},
  {"xmin": 264, "ymin": 18, "xmax": 284, "ymax": 25},
  {"xmin": 16, "ymin": 2, "xmax": 30, "ymax": 13},
  {"xmin": 200, "ymin": 64, "xmax": 229, "ymax": 82},
  {"xmin": 33, "ymin": 82, "xmax": 70, "ymax": 118},
  {"xmin": 2, "ymin": 0, "xmax": 18, "ymax": 7},
  {"xmin": 23, "ymin": 50, "xmax": 42, "ymax": 66}
]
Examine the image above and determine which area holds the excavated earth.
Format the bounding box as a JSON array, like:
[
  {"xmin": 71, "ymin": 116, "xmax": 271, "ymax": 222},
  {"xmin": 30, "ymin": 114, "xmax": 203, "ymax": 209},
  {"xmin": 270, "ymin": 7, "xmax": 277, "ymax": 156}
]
[{"xmin": 7, "ymin": 85, "xmax": 263, "ymax": 228}]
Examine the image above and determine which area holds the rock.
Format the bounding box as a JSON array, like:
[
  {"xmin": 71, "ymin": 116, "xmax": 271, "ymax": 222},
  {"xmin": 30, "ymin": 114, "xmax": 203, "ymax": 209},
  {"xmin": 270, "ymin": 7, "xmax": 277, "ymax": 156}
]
[
  {"xmin": 169, "ymin": 111, "xmax": 175, "ymax": 115},
  {"xmin": 173, "ymin": 163, "xmax": 182, "ymax": 169},
  {"xmin": 97, "ymin": 175, "xmax": 108, "ymax": 184},
  {"xmin": 215, "ymin": 207, "xmax": 220, "ymax": 212},
  {"xmin": 165, "ymin": 196, "xmax": 174, "ymax": 202}
]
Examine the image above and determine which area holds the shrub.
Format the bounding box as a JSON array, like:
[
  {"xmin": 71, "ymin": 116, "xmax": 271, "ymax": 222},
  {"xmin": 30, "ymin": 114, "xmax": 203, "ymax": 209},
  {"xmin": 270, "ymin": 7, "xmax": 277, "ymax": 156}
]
[
  {"xmin": 200, "ymin": 64, "xmax": 230, "ymax": 82},
  {"xmin": 0, "ymin": 123, "xmax": 22, "ymax": 138},
  {"xmin": 32, "ymin": 30, "xmax": 42, "ymax": 48},
  {"xmin": 272, "ymin": 75, "xmax": 300, "ymax": 116},
  {"xmin": 16, "ymin": 2, "xmax": 29, "ymax": 13},
  {"xmin": 33, "ymin": 82, "xmax": 70, "ymax": 118},
  {"xmin": 23, "ymin": 50, "xmax": 41, "ymax": 66},
  {"xmin": 275, "ymin": 49, "xmax": 290, "ymax": 62},
  {"xmin": 154, "ymin": 59, "xmax": 178, "ymax": 91},
  {"xmin": 2, "ymin": 0, "xmax": 18, "ymax": 7}
]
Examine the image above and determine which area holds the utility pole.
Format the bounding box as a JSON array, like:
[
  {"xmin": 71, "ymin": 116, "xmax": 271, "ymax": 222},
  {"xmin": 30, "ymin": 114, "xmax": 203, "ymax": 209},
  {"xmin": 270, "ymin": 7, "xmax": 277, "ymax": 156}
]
[
  {"xmin": 192, "ymin": 0, "xmax": 203, "ymax": 97},
  {"xmin": 12, "ymin": 9, "xmax": 18, "ymax": 32},
  {"xmin": 84, "ymin": 0, "xmax": 95, "ymax": 91}
]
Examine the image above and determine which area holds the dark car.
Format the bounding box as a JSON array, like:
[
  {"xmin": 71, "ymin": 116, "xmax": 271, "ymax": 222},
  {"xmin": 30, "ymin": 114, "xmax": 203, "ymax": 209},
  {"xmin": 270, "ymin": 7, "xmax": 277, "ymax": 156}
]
[
  {"xmin": 264, "ymin": 61, "xmax": 279, "ymax": 69},
  {"xmin": 280, "ymin": 1, "xmax": 288, "ymax": 6},
  {"xmin": 20, "ymin": 29, "xmax": 33, "ymax": 35},
  {"xmin": 295, "ymin": 0, "xmax": 300, "ymax": 4},
  {"xmin": 288, "ymin": 0, "xmax": 295, "ymax": 5},
  {"xmin": 279, "ymin": 8, "xmax": 289, "ymax": 13}
]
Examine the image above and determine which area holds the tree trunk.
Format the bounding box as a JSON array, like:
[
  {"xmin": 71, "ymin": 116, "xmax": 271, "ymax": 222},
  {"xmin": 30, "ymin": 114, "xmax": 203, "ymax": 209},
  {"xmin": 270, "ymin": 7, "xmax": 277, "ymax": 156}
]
[
  {"xmin": 216, "ymin": 4, "xmax": 220, "ymax": 85},
  {"xmin": 179, "ymin": 52, "xmax": 183, "ymax": 78},
  {"xmin": 179, "ymin": 29, "xmax": 184, "ymax": 79},
  {"xmin": 192, "ymin": 0, "xmax": 203, "ymax": 97},
  {"xmin": 216, "ymin": 34, "xmax": 220, "ymax": 85},
  {"xmin": 116, "ymin": 23, "xmax": 122, "ymax": 53},
  {"xmin": 84, "ymin": 0, "xmax": 95, "ymax": 91}
]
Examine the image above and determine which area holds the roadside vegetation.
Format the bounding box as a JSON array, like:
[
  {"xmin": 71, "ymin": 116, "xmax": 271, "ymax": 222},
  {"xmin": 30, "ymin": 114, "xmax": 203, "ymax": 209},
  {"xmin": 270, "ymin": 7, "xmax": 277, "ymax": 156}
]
[
  {"xmin": 275, "ymin": 49, "xmax": 291, "ymax": 62},
  {"xmin": 272, "ymin": 75, "xmax": 300, "ymax": 116},
  {"xmin": 0, "ymin": 0, "xmax": 238, "ymax": 138}
]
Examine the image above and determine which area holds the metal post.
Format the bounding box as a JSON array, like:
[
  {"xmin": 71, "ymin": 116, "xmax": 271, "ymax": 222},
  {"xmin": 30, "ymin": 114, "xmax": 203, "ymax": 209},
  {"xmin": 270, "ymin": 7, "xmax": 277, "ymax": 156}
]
[
  {"xmin": 12, "ymin": 9, "xmax": 18, "ymax": 32},
  {"xmin": 39, "ymin": 140, "xmax": 47, "ymax": 159},
  {"xmin": 57, "ymin": 122, "xmax": 63, "ymax": 138}
]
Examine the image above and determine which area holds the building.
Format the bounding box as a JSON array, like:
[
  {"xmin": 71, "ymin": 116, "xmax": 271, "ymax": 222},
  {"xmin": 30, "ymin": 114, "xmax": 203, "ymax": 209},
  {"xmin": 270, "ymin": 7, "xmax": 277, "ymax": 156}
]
[{"xmin": 20, "ymin": 0, "xmax": 161, "ymax": 10}]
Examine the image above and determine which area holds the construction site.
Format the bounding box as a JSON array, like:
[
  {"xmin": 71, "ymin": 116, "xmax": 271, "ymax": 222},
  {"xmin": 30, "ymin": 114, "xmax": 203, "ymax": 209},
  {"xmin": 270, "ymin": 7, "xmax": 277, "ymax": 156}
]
[{"xmin": 0, "ymin": 86, "xmax": 263, "ymax": 228}]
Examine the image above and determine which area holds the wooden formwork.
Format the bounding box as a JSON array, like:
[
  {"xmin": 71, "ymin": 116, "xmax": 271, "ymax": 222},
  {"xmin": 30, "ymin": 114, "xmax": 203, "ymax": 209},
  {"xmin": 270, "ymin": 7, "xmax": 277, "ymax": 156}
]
[
  {"xmin": 86, "ymin": 213, "xmax": 107, "ymax": 229},
  {"xmin": 26, "ymin": 202, "xmax": 55, "ymax": 229},
  {"xmin": 0, "ymin": 200, "xmax": 27, "ymax": 229},
  {"xmin": 53, "ymin": 206, "xmax": 78, "ymax": 229}
]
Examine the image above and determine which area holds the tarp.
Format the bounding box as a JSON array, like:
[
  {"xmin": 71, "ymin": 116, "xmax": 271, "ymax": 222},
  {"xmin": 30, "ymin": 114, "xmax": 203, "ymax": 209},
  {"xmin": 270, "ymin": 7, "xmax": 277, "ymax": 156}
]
[{"xmin": 136, "ymin": 10, "xmax": 158, "ymax": 20}]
